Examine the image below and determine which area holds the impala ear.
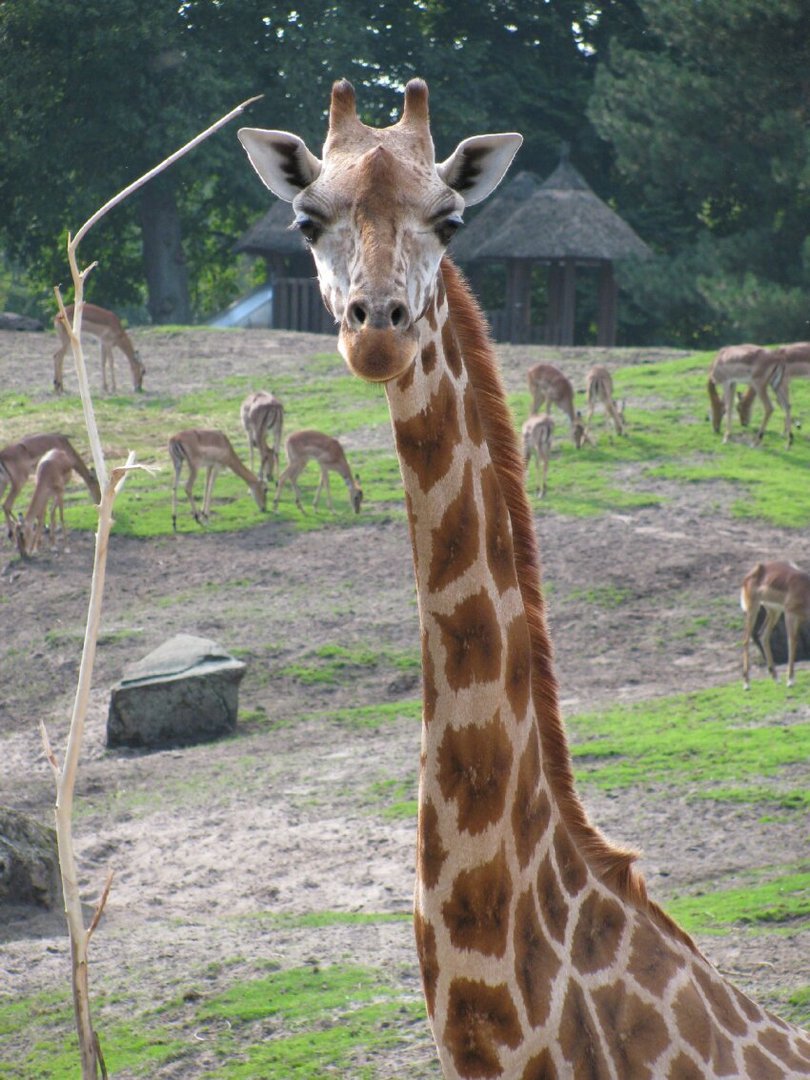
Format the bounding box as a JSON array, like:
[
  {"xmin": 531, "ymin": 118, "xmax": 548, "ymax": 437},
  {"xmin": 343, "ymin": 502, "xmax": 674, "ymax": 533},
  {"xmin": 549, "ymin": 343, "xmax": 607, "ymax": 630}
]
[
  {"xmin": 437, "ymin": 133, "xmax": 523, "ymax": 206},
  {"xmin": 238, "ymin": 129, "xmax": 322, "ymax": 202}
]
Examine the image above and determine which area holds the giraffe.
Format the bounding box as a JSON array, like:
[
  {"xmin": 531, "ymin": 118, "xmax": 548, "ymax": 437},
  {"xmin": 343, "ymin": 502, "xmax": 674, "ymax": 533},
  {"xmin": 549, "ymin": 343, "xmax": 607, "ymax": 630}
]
[{"xmin": 239, "ymin": 80, "xmax": 810, "ymax": 1080}]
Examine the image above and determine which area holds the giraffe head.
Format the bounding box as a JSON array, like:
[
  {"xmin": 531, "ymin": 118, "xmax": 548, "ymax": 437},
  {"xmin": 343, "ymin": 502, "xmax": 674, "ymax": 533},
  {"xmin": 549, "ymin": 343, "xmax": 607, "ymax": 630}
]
[{"xmin": 239, "ymin": 80, "xmax": 521, "ymax": 383}]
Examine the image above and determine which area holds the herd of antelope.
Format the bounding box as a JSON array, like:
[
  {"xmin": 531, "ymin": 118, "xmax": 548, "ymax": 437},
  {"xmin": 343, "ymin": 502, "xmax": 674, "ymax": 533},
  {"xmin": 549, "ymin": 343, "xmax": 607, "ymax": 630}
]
[{"xmin": 2, "ymin": 304, "xmax": 810, "ymax": 687}]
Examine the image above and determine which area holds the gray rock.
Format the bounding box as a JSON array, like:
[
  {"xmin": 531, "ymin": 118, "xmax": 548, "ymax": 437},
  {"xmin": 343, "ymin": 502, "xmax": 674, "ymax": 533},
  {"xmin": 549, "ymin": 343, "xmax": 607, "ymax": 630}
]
[
  {"xmin": 0, "ymin": 807, "xmax": 62, "ymax": 909},
  {"xmin": 107, "ymin": 634, "xmax": 246, "ymax": 749},
  {"xmin": 0, "ymin": 311, "xmax": 44, "ymax": 331}
]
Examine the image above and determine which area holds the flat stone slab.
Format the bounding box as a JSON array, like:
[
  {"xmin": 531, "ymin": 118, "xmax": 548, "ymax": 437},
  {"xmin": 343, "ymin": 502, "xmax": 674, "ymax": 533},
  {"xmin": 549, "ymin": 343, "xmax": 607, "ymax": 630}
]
[
  {"xmin": 0, "ymin": 806, "xmax": 62, "ymax": 909},
  {"xmin": 107, "ymin": 634, "xmax": 246, "ymax": 749}
]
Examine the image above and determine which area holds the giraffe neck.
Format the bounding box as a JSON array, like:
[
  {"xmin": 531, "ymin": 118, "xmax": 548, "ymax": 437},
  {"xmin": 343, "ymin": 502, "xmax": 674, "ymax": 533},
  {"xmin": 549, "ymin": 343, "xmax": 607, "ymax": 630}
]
[{"xmin": 383, "ymin": 262, "xmax": 808, "ymax": 1080}]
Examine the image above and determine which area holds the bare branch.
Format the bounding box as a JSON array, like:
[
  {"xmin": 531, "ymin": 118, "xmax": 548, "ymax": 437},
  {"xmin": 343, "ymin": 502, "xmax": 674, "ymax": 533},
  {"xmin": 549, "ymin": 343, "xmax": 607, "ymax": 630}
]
[
  {"xmin": 87, "ymin": 871, "xmax": 115, "ymax": 941},
  {"xmin": 39, "ymin": 720, "xmax": 60, "ymax": 779}
]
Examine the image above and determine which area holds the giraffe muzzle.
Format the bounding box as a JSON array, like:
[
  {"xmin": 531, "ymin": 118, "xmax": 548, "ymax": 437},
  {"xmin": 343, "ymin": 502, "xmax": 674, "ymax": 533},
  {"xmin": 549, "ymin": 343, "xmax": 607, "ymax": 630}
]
[{"xmin": 339, "ymin": 297, "xmax": 419, "ymax": 382}]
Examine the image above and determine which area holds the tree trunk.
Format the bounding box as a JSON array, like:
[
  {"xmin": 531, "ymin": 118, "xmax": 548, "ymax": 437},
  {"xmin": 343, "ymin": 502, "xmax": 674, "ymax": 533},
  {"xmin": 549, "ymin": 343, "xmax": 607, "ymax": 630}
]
[{"xmin": 138, "ymin": 178, "xmax": 191, "ymax": 324}]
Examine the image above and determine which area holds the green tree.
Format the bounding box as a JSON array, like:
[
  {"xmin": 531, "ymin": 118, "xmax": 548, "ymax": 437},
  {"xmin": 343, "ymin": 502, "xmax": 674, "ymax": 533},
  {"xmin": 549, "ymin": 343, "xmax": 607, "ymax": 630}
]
[{"xmin": 590, "ymin": 0, "xmax": 810, "ymax": 345}]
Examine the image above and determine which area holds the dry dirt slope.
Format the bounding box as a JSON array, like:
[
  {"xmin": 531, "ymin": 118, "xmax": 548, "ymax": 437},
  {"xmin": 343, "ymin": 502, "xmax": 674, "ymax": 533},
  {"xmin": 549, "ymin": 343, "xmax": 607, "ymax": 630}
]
[{"xmin": 0, "ymin": 326, "xmax": 808, "ymax": 1076}]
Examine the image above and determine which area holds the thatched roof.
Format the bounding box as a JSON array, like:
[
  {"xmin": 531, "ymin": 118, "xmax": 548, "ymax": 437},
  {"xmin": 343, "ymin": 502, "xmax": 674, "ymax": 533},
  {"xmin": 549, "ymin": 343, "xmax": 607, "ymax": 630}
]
[
  {"xmin": 234, "ymin": 199, "xmax": 305, "ymax": 257},
  {"xmin": 454, "ymin": 153, "xmax": 650, "ymax": 264},
  {"xmin": 450, "ymin": 171, "xmax": 541, "ymax": 262}
]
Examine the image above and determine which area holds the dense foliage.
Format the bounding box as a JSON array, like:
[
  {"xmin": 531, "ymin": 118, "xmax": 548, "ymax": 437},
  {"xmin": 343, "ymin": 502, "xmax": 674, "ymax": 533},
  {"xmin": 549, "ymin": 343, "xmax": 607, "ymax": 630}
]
[{"xmin": 0, "ymin": 0, "xmax": 806, "ymax": 345}]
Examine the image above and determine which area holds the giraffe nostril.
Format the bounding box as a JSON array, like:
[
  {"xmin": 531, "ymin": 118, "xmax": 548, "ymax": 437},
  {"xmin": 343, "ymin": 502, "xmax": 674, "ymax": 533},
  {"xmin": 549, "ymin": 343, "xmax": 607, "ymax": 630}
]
[
  {"xmin": 350, "ymin": 302, "xmax": 367, "ymax": 326},
  {"xmin": 390, "ymin": 304, "xmax": 406, "ymax": 328}
]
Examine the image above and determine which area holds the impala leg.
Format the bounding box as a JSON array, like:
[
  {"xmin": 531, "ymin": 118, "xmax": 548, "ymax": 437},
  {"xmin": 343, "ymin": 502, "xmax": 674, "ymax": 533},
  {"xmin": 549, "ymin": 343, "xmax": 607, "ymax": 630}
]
[
  {"xmin": 3, "ymin": 484, "xmax": 21, "ymax": 539},
  {"xmin": 760, "ymin": 608, "xmax": 782, "ymax": 681},
  {"xmin": 171, "ymin": 460, "xmax": 182, "ymax": 532},
  {"xmin": 53, "ymin": 345, "xmax": 66, "ymax": 393},
  {"xmin": 784, "ymin": 613, "xmax": 800, "ymax": 687},
  {"xmin": 755, "ymin": 388, "xmax": 774, "ymax": 443},
  {"xmin": 324, "ymin": 469, "xmax": 335, "ymax": 512},
  {"xmin": 540, "ymin": 456, "xmax": 548, "ymax": 499},
  {"xmin": 202, "ymin": 465, "xmax": 219, "ymax": 522},
  {"xmin": 723, "ymin": 381, "xmax": 735, "ymax": 442},
  {"xmin": 776, "ymin": 384, "xmax": 792, "ymax": 447},
  {"xmin": 184, "ymin": 462, "xmax": 202, "ymax": 524},
  {"xmin": 742, "ymin": 603, "xmax": 758, "ymax": 689}
]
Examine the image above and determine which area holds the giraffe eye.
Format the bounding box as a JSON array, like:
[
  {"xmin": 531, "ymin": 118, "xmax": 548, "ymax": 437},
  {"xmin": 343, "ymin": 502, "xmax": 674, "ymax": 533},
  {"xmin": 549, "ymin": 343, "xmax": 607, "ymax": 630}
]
[
  {"xmin": 293, "ymin": 212, "xmax": 322, "ymax": 245},
  {"xmin": 435, "ymin": 213, "xmax": 464, "ymax": 246}
]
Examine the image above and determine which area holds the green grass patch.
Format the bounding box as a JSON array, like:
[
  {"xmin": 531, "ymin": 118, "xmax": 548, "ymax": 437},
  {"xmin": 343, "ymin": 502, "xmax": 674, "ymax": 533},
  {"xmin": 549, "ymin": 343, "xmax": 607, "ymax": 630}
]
[
  {"xmin": 247, "ymin": 911, "xmax": 411, "ymax": 930},
  {"xmin": 568, "ymin": 584, "xmax": 632, "ymax": 608},
  {"xmin": 568, "ymin": 676, "xmax": 810, "ymax": 801},
  {"xmin": 367, "ymin": 778, "xmax": 418, "ymax": 820},
  {"xmin": 664, "ymin": 869, "xmax": 810, "ymax": 935},
  {"xmin": 317, "ymin": 699, "xmax": 422, "ymax": 730},
  {"xmin": 276, "ymin": 643, "xmax": 420, "ymax": 687}
]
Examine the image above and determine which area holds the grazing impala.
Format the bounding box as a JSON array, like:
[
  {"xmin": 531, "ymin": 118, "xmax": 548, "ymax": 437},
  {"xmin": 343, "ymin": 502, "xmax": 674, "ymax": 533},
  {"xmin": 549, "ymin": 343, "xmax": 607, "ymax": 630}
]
[
  {"xmin": 526, "ymin": 362, "xmax": 589, "ymax": 446},
  {"xmin": 15, "ymin": 449, "xmax": 75, "ymax": 556},
  {"xmin": 741, "ymin": 560, "xmax": 810, "ymax": 689},
  {"xmin": 53, "ymin": 302, "xmax": 145, "ymax": 394},
  {"xmin": 776, "ymin": 341, "xmax": 810, "ymax": 444},
  {"xmin": 274, "ymin": 430, "xmax": 363, "ymax": 514},
  {"xmin": 521, "ymin": 414, "xmax": 554, "ymax": 497},
  {"xmin": 168, "ymin": 429, "xmax": 267, "ymax": 530},
  {"xmin": 240, "ymin": 390, "xmax": 285, "ymax": 483},
  {"xmin": 585, "ymin": 364, "xmax": 625, "ymax": 436},
  {"xmin": 0, "ymin": 433, "xmax": 100, "ymax": 538},
  {"xmin": 707, "ymin": 344, "xmax": 788, "ymax": 444}
]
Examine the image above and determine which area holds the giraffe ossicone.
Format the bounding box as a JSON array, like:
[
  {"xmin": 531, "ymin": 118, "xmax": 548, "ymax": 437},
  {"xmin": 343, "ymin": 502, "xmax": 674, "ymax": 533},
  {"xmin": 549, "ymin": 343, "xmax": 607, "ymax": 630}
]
[{"xmin": 239, "ymin": 80, "xmax": 810, "ymax": 1080}]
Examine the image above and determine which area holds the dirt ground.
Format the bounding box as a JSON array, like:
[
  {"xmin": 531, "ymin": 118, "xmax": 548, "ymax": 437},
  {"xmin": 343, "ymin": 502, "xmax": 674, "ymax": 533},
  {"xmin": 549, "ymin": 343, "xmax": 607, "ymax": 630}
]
[{"xmin": 0, "ymin": 326, "xmax": 808, "ymax": 1076}]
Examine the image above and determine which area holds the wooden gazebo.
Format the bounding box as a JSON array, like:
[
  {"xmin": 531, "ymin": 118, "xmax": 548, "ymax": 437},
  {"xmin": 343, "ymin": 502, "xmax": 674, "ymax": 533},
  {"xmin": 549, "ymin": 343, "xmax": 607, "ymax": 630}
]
[{"xmin": 451, "ymin": 152, "xmax": 651, "ymax": 345}]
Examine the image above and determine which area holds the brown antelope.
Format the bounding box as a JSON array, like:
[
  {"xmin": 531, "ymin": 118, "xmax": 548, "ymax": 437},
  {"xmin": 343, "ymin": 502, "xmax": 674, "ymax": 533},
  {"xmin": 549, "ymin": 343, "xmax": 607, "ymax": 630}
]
[
  {"xmin": 584, "ymin": 364, "xmax": 625, "ymax": 436},
  {"xmin": 521, "ymin": 414, "xmax": 554, "ymax": 497},
  {"xmin": 240, "ymin": 390, "xmax": 285, "ymax": 483},
  {"xmin": 53, "ymin": 303, "xmax": 145, "ymax": 394},
  {"xmin": 274, "ymin": 430, "xmax": 363, "ymax": 514},
  {"xmin": 168, "ymin": 429, "xmax": 267, "ymax": 530},
  {"xmin": 741, "ymin": 560, "xmax": 810, "ymax": 689},
  {"xmin": 526, "ymin": 362, "xmax": 590, "ymax": 446},
  {"xmin": 0, "ymin": 433, "xmax": 100, "ymax": 538},
  {"xmin": 14, "ymin": 449, "xmax": 75, "ymax": 556},
  {"xmin": 707, "ymin": 344, "xmax": 788, "ymax": 445}
]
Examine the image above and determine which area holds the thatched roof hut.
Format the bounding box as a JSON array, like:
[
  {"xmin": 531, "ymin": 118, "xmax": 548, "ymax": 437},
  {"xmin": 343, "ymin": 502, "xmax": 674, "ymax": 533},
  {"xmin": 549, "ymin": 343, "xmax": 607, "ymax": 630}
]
[{"xmin": 453, "ymin": 150, "xmax": 651, "ymax": 345}]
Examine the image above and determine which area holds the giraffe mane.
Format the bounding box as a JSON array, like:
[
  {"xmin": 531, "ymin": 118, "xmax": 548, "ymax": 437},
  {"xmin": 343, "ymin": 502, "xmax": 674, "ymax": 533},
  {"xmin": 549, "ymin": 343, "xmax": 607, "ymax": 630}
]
[{"xmin": 442, "ymin": 257, "xmax": 699, "ymax": 954}]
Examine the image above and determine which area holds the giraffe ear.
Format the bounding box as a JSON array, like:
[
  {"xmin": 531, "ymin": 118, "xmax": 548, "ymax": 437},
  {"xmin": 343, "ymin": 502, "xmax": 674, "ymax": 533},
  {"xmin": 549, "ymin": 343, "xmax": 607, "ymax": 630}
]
[
  {"xmin": 238, "ymin": 128, "xmax": 322, "ymax": 202},
  {"xmin": 437, "ymin": 133, "xmax": 523, "ymax": 207}
]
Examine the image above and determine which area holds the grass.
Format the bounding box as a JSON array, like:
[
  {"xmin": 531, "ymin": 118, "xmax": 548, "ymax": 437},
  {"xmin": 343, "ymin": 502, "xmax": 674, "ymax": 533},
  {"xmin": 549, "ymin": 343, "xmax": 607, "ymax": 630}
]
[
  {"xmin": 664, "ymin": 868, "xmax": 810, "ymax": 935},
  {"xmin": 568, "ymin": 674, "xmax": 810, "ymax": 804},
  {"xmin": 275, "ymin": 643, "xmax": 420, "ymax": 686}
]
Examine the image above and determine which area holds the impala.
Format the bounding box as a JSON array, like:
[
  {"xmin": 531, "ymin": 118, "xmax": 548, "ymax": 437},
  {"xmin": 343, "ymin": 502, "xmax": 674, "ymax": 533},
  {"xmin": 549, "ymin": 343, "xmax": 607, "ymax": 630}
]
[
  {"xmin": 526, "ymin": 362, "xmax": 589, "ymax": 446},
  {"xmin": 741, "ymin": 560, "xmax": 810, "ymax": 688},
  {"xmin": 53, "ymin": 302, "xmax": 145, "ymax": 394},
  {"xmin": 274, "ymin": 430, "xmax": 363, "ymax": 514},
  {"xmin": 707, "ymin": 344, "xmax": 788, "ymax": 444},
  {"xmin": 0, "ymin": 433, "xmax": 100, "ymax": 538},
  {"xmin": 521, "ymin": 414, "xmax": 554, "ymax": 498},
  {"xmin": 15, "ymin": 448, "xmax": 75, "ymax": 556},
  {"xmin": 240, "ymin": 390, "xmax": 285, "ymax": 483},
  {"xmin": 168, "ymin": 429, "xmax": 267, "ymax": 530},
  {"xmin": 584, "ymin": 364, "xmax": 625, "ymax": 436}
]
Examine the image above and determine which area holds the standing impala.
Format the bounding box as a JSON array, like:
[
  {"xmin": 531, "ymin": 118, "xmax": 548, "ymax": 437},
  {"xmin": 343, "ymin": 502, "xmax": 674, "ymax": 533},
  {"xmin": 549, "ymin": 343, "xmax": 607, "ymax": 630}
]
[
  {"xmin": 584, "ymin": 364, "xmax": 625, "ymax": 436},
  {"xmin": 521, "ymin": 414, "xmax": 554, "ymax": 498},
  {"xmin": 168, "ymin": 429, "xmax": 266, "ymax": 530},
  {"xmin": 53, "ymin": 302, "xmax": 145, "ymax": 394},
  {"xmin": 741, "ymin": 559, "xmax": 810, "ymax": 689},
  {"xmin": 240, "ymin": 390, "xmax": 285, "ymax": 483},
  {"xmin": 15, "ymin": 448, "xmax": 75, "ymax": 556},
  {"xmin": 707, "ymin": 344, "xmax": 788, "ymax": 444},
  {"xmin": 0, "ymin": 433, "xmax": 100, "ymax": 537},
  {"xmin": 274, "ymin": 430, "xmax": 363, "ymax": 514},
  {"xmin": 526, "ymin": 362, "xmax": 589, "ymax": 446}
]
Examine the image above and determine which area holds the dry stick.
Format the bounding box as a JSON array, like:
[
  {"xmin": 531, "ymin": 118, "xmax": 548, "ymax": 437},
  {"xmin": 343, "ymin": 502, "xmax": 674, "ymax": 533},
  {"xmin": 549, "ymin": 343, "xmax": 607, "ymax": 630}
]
[{"xmin": 43, "ymin": 94, "xmax": 262, "ymax": 1080}]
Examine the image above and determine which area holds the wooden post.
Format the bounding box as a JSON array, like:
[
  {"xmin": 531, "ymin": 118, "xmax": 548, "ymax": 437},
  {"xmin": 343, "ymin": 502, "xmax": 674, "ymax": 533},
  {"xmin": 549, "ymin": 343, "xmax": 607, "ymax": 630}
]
[
  {"xmin": 597, "ymin": 261, "xmax": 618, "ymax": 346},
  {"xmin": 560, "ymin": 258, "xmax": 576, "ymax": 346}
]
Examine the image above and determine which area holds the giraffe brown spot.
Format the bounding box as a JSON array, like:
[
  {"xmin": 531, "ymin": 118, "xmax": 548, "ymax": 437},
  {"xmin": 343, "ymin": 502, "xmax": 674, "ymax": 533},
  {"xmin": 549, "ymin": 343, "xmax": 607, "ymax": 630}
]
[
  {"xmin": 511, "ymin": 728, "xmax": 551, "ymax": 869},
  {"xmin": 427, "ymin": 460, "xmax": 479, "ymax": 594},
  {"xmin": 445, "ymin": 977, "xmax": 523, "ymax": 1079},
  {"xmin": 627, "ymin": 913, "xmax": 685, "ymax": 995},
  {"xmin": 536, "ymin": 853, "xmax": 569, "ymax": 944},
  {"xmin": 520, "ymin": 1049, "xmax": 558, "ymax": 1080},
  {"xmin": 514, "ymin": 888, "xmax": 561, "ymax": 1028},
  {"xmin": 421, "ymin": 338, "xmax": 437, "ymax": 373},
  {"xmin": 743, "ymin": 1045, "xmax": 786, "ymax": 1080},
  {"xmin": 437, "ymin": 711, "xmax": 513, "ymax": 835},
  {"xmin": 504, "ymin": 615, "xmax": 531, "ymax": 723},
  {"xmin": 759, "ymin": 1027, "xmax": 810, "ymax": 1072},
  {"xmin": 673, "ymin": 982, "xmax": 737, "ymax": 1074},
  {"xmin": 693, "ymin": 964, "xmax": 747, "ymax": 1037},
  {"xmin": 592, "ymin": 981, "xmax": 669, "ymax": 1080},
  {"xmin": 732, "ymin": 986, "xmax": 762, "ymax": 1025},
  {"xmin": 442, "ymin": 844, "xmax": 513, "ymax": 957},
  {"xmin": 418, "ymin": 797, "xmax": 447, "ymax": 889},
  {"xmin": 413, "ymin": 910, "xmax": 439, "ymax": 1018},
  {"xmin": 394, "ymin": 374, "xmax": 460, "ymax": 494},
  {"xmin": 464, "ymin": 380, "xmax": 485, "ymax": 447},
  {"xmin": 434, "ymin": 588, "xmax": 502, "ymax": 691},
  {"xmin": 481, "ymin": 465, "xmax": 518, "ymax": 595},
  {"xmin": 571, "ymin": 890, "xmax": 626, "ymax": 975},
  {"xmin": 666, "ymin": 1052, "xmax": 705, "ymax": 1079},
  {"xmin": 552, "ymin": 824, "xmax": 588, "ymax": 896},
  {"xmin": 396, "ymin": 358, "xmax": 416, "ymax": 392},
  {"xmin": 559, "ymin": 980, "xmax": 609, "ymax": 1079},
  {"xmin": 421, "ymin": 631, "xmax": 438, "ymax": 726},
  {"xmin": 442, "ymin": 319, "xmax": 463, "ymax": 378}
]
